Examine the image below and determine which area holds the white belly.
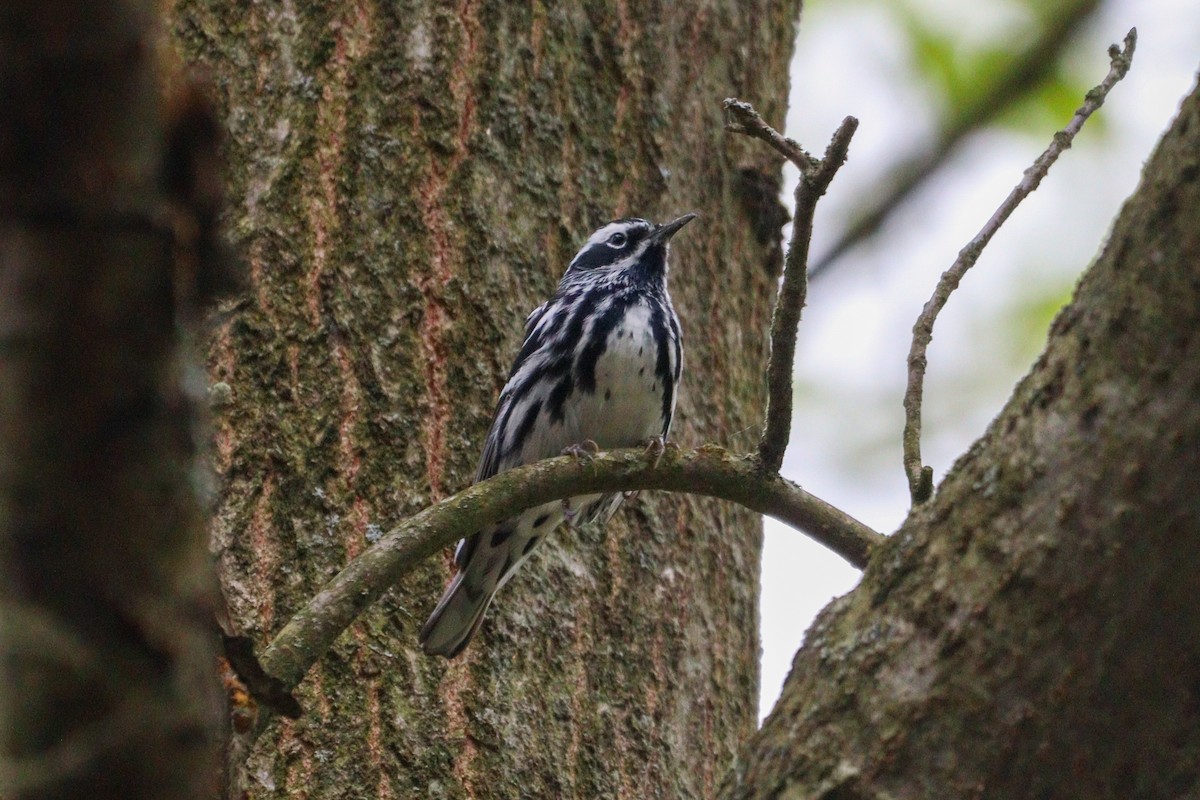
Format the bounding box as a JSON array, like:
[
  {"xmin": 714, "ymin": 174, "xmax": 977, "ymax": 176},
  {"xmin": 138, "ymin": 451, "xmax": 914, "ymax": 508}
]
[
  {"xmin": 506, "ymin": 300, "xmax": 673, "ymax": 468},
  {"xmin": 565, "ymin": 302, "xmax": 665, "ymax": 448}
]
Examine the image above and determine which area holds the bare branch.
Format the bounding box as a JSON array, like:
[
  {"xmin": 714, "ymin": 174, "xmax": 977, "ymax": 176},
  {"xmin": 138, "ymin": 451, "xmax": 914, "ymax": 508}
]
[
  {"xmin": 725, "ymin": 99, "xmax": 858, "ymax": 472},
  {"xmin": 902, "ymin": 28, "xmax": 1137, "ymax": 504},
  {"xmin": 723, "ymin": 99, "xmax": 817, "ymax": 170}
]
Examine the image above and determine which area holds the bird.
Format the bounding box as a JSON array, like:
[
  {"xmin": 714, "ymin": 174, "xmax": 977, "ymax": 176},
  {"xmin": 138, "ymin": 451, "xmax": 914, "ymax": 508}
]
[{"xmin": 419, "ymin": 213, "xmax": 696, "ymax": 658}]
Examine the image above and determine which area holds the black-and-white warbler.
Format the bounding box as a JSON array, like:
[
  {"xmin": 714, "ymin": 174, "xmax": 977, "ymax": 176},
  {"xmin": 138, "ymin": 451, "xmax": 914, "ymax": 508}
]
[{"xmin": 420, "ymin": 214, "xmax": 696, "ymax": 658}]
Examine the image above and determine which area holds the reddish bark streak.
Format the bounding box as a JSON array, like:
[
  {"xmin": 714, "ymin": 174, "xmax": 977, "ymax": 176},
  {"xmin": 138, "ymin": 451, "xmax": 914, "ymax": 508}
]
[
  {"xmin": 605, "ymin": 518, "xmax": 627, "ymax": 606},
  {"xmin": 211, "ymin": 319, "xmax": 238, "ymax": 474},
  {"xmin": 248, "ymin": 241, "xmax": 278, "ymax": 325},
  {"xmin": 613, "ymin": 0, "xmax": 640, "ymax": 214},
  {"xmin": 305, "ymin": 0, "xmax": 372, "ymax": 325},
  {"xmin": 441, "ymin": 659, "xmax": 479, "ymax": 798},
  {"xmin": 416, "ymin": 293, "xmax": 450, "ymax": 501},
  {"xmin": 280, "ymin": 717, "xmax": 315, "ymax": 800},
  {"xmin": 333, "ymin": 336, "xmax": 364, "ymax": 489},
  {"xmin": 305, "ymin": 51, "xmax": 346, "ymax": 327},
  {"xmin": 530, "ymin": 2, "xmax": 545, "ymax": 76},
  {"xmin": 287, "ymin": 343, "xmax": 301, "ymax": 402},
  {"xmin": 416, "ymin": 0, "xmax": 480, "ymax": 502},
  {"xmin": 614, "ymin": 83, "xmax": 633, "ymax": 216},
  {"xmin": 558, "ymin": 134, "xmax": 580, "ymax": 236},
  {"xmin": 249, "ymin": 473, "xmax": 279, "ymax": 629},
  {"xmin": 365, "ymin": 676, "xmax": 386, "ymax": 796},
  {"xmin": 306, "ymin": 662, "xmax": 333, "ymax": 720},
  {"xmin": 354, "ymin": 611, "xmax": 392, "ymax": 800},
  {"xmin": 345, "ymin": 496, "xmax": 369, "ymax": 561}
]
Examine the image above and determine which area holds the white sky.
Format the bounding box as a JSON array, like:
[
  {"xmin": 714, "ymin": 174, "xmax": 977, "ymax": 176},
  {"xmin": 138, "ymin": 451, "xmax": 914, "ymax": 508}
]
[{"xmin": 760, "ymin": 0, "xmax": 1200, "ymax": 719}]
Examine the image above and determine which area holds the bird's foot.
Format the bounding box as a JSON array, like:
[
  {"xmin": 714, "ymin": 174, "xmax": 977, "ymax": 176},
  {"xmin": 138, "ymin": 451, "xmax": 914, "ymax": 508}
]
[
  {"xmin": 640, "ymin": 435, "xmax": 670, "ymax": 469},
  {"xmin": 562, "ymin": 439, "xmax": 600, "ymax": 465}
]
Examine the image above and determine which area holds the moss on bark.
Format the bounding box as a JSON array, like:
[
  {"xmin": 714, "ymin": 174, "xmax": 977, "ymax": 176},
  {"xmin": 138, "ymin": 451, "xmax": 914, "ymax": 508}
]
[
  {"xmin": 170, "ymin": 1, "xmax": 801, "ymax": 797},
  {"xmin": 724, "ymin": 77, "xmax": 1200, "ymax": 800}
]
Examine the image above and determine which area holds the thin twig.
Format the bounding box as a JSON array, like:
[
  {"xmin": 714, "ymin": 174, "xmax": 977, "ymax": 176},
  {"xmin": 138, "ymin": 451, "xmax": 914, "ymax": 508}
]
[
  {"xmin": 258, "ymin": 445, "xmax": 882, "ymax": 693},
  {"xmin": 809, "ymin": 0, "xmax": 1104, "ymax": 279},
  {"xmin": 724, "ymin": 99, "xmax": 858, "ymax": 472},
  {"xmin": 723, "ymin": 99, "xmax": 817, "ymax": 169},
  {"xmin": 902, "ymin": 28, "xmax": 1137, "ymax": 504}
]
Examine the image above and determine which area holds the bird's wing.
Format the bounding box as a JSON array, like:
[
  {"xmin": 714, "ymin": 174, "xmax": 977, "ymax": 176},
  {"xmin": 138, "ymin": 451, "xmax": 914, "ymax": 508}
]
[
  {"xmin": 457, "ymin": 300, "xmax": 553, "ymax": 568},
  {"xmin": 664, "ymin": 310, "xmax": 683, "ymax": 438},
  {"xmin": 475, "ymin": 300, "xmax": 551, "ymax": 483}
]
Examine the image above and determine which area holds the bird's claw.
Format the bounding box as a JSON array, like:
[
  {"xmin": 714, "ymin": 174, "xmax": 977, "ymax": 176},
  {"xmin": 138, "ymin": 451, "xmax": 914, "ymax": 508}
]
[
  {"xmin": 562, "ymin": 439, "xmax": 600, "ymax": 464},
  {"xmin": 641, "ymin": 435, "xmax": 668, "ymax": 469}
]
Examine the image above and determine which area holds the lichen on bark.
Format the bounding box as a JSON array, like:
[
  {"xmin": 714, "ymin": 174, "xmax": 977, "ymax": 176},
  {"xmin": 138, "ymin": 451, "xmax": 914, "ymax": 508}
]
[
  {"xmin": 170, "ymin": 0, "xmax": 802, "ymax": 796},
  {"xmin": 723, "ymin": 76, "xmax": 1200, "ymax": 800}
]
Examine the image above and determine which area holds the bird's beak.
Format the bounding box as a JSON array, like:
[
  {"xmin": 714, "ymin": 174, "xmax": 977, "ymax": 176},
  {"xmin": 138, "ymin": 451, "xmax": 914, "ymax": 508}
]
[{"xmin": 648, "ymin": 212, "xmax": 698, "ymax": 245}]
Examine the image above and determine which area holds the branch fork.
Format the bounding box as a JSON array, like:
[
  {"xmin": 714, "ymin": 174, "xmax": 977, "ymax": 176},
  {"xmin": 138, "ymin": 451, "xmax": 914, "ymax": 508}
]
[{"xmin": 723, "ymin": 98, "xmax": 859, "ymax": 472}]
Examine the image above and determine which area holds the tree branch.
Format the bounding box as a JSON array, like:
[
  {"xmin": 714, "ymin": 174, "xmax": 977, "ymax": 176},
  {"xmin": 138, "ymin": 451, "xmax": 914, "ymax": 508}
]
[
  {"xmin": 809, "ymin": 0, "xmax": 1105, "ymax": 279},
  {"xmin": 259, "ymin": 445, "xmax": 883, "ymax": 693},
  {"xmin": 902, "ymin": 28, "xmax": 1137, "ymax": 504},
  {"xmin": 724, "ymin": 99, "xmax": 859, "ymax": 472}
]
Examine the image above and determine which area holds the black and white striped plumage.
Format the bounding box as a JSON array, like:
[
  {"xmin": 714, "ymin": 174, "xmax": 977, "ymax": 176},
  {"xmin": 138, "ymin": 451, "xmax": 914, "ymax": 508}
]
[{"xmin": 420, "ymin": 214, "xmax": 695, "ymax": 658}]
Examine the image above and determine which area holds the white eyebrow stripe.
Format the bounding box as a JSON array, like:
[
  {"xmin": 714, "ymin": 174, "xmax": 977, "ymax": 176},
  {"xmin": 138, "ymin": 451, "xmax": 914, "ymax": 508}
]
[
  {"xmin": 584, "ymin": 219, "xmax": 651, "ymax": 247},
  {"xmin": 586, "ymin": 222, "xmax": 628, "ymax": 246}
]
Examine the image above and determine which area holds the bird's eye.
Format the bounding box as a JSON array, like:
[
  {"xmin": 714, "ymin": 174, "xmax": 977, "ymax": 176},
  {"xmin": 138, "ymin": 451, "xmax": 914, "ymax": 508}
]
[{"xmin": 607, "ymin": 232, "xmax": 628, "ymax": 248}]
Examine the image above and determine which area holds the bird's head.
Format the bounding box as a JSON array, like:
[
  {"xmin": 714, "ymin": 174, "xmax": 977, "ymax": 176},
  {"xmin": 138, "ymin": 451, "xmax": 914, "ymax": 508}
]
[{"xmin": 562, "ymin": 213, "xmax": 697, "ymax": 286}]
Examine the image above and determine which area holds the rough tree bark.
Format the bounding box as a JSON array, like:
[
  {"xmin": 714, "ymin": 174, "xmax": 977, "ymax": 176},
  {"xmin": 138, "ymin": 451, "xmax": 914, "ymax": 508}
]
[
  {"xmin": 168, "ymin": 1, "xmax": 799, "ymax": 797},
  {"xmin": 0, "ymin": 1, "xmax": 222, "ymax": 798},
  {"xmin": 722, "ymin": 78, "xmax": 1200, "ymax": 799}
]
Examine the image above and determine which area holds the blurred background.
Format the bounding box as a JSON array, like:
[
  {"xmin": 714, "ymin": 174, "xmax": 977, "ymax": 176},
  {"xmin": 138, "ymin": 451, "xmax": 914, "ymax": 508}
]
[{"xmin": 760, "ymin": 0, "xmax": 1200, "ymax": 718}]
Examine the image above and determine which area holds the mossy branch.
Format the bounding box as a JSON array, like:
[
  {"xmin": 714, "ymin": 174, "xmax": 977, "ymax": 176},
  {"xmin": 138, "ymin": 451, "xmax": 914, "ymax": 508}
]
[{"xmin": 259, "ymin": 444, "xmax": 882, "ymax": 692}]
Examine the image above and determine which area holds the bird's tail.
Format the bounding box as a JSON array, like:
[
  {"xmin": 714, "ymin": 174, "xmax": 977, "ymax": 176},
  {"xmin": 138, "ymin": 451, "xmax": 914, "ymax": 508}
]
[{"xmin": 419, "ymin": 569, "xmax": 496, "ymax": 659}]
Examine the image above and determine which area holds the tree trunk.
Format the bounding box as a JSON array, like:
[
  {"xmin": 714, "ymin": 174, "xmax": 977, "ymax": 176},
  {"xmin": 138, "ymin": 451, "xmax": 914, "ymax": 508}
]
[
  {"xmin": 723, "ymin": 78, "xmax": 1200, "ymax": 799},
  {"xmin": 169, "ymin": 1, "xmax": 799, "ymax": 797},
  {"xmin": 0, "ymin": 2, "xmax": 222, "ymax": 798}
]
